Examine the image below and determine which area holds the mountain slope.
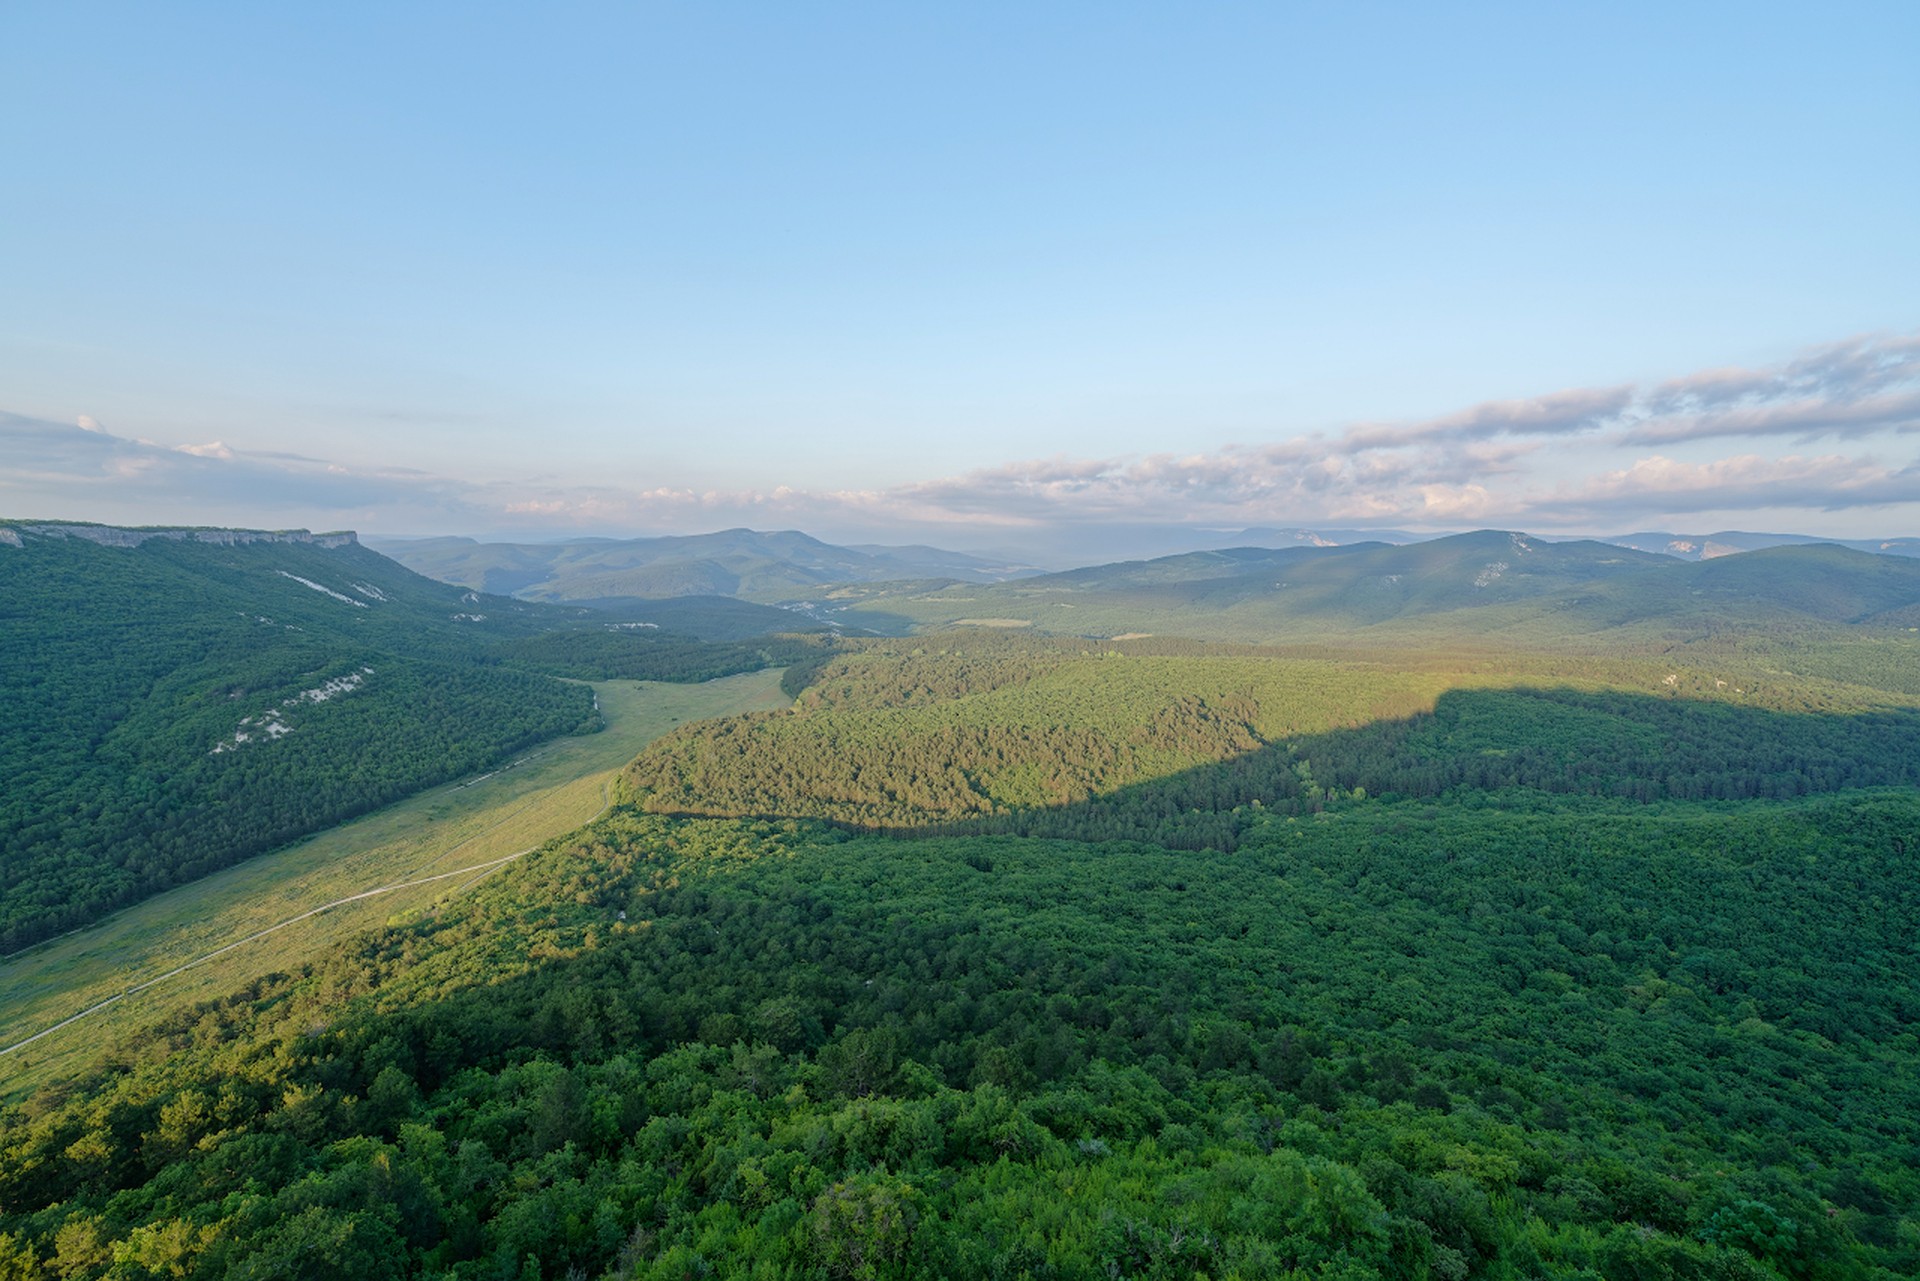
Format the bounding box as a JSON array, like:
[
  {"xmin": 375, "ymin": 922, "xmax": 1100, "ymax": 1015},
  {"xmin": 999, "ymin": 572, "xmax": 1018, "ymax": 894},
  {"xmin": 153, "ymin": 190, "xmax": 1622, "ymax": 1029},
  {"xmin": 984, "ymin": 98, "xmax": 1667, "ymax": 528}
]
[
  {"xmin": 0, "ymin": 522, "xmax": 806, "ymax": 951},
  {"xmin": 369, "ymin": 528, "xmax": 1038, "ymax": 605},
  {"xmin": 836, "ymin": 530, "xmax": 1920, "ymax": 653},
  {"xmin": 836, "ymin": 531, "xmax": 1674, "ymax": 637},
  {"xmin": 1534, "ymin": 543, "xmax": 1920, "ymax": 630},
  {"xmin": 1602, "ymin": 529, "xmax": 1920, "ymax": 560},
  {"xmin": 4, "ymin": 636, "xmax": 1915, "ymax": 1277}
]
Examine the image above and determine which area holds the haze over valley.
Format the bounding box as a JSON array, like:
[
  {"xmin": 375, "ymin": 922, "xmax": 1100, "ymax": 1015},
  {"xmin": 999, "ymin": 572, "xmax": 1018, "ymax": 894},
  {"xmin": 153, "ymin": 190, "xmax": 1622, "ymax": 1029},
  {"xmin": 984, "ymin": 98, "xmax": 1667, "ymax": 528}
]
[{"xmin": 4, "ymin": 5, "xmax": 1918, "ymax": 1279}]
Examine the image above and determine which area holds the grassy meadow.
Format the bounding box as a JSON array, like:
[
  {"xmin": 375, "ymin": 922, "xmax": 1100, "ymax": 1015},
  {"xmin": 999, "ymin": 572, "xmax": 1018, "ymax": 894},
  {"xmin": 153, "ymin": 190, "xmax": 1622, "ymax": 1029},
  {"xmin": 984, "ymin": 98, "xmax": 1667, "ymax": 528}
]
[{"xmin": 0, "ymin": 670, "xmax": 790, "ymax": 1099}]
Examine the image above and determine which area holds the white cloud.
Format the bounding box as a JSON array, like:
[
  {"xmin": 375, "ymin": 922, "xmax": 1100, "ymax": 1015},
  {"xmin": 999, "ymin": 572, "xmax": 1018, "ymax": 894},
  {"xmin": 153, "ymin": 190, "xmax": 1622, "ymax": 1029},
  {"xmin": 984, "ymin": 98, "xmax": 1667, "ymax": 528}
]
[
  {"xmin": 1618, "ymin": 388, "xmax": 1920, "ymax": 446},
  {"xmin": 5, "ymin": 330, "xmax": 1919, "ymax": 545},
  {"xmin": 1529, "ymin": 454, "xmax": 1920, "ymax": 520}
]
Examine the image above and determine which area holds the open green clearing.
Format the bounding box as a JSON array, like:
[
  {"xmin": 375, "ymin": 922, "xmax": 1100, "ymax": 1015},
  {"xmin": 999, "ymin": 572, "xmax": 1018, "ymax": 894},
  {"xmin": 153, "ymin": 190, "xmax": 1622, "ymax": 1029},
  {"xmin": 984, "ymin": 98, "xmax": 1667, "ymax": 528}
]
[
  {"xmin": 4, "ymin": 637, "xmax": 1915, "ymax": 1278},
  {"xmin": 0, "ymin": 670, "xmax": 789, "ymax": 1099},
  {"xmin": 5, "ymin": 531, "xmax": 1920, "ymax": 1279}
]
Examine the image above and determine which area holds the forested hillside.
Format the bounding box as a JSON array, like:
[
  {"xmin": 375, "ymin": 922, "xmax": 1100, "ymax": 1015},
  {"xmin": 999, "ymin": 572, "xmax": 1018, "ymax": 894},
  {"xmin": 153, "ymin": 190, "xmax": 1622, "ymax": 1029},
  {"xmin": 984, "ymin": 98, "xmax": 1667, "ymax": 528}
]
[
  {"xmin": 1602, "ymin": 529, "xmax": 1920, "ymax": 561},
  {"xmin": 837, "ymin": 531, "xmax": 1920, "ymax": 648},
  {"xmin": 2, "ymin": 789, "xmax": 1913, "ymax": 1276},
  {"xmin": 368, "ymin": 528, "xmax": 1036, "ymax": 605},
  {"xmin": 3, "ymin": 616, "xmax": 1917, "ymax": 1278},
  {"xmin": 4, "ymin": 535, "xmax": 1918, "ymax": 1279},
  {"xmin": 0, "ymin": 523, "xmax": 813, "ymax": 951},
  {"xmin": 626, "ymin": 634, "xmax": 1920, "ymax": 843}
]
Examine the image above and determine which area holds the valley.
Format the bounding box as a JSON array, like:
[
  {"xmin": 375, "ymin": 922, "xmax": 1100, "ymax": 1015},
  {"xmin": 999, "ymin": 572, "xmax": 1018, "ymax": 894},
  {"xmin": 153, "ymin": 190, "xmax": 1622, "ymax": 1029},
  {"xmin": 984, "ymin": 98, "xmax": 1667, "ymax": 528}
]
[
  {"xmin": 826, "ymin": 534, "xmax": 1920, "ymax": 649},
  {"xmin": 2, "ymin": 524, "xmax": 1917, "ymax": 1280},
  {"xmin": 9, "ymin": 14, "xmax": 1914, "ymax": 1276},
  {"xmin": 0, "ymin": 670, "xmax": 791, "ymax": 1098},
  {"xmin": 0, "ymin": 522, "xmax": 818, "ymax": 951}
]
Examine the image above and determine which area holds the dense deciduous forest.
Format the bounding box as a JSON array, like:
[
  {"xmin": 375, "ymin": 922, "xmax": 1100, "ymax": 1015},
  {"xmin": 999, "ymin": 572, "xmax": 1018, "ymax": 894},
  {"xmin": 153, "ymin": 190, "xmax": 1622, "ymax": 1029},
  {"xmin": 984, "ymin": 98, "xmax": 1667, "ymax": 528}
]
[
  {"xmin": 2, "ymin": 790, "xmax": 1913, "ymax": 1279},
  {"xmin": 0, "ymin": 527, "xmax": 813, "ymax": 950},
  {"xmin": 4, "ymin": 619, "xmax": 1918, "ymax": 1279},
  {"xmin": 627, "ymin": 639, "xmax": 1920, "ymax": 848},
  {"xmin": 494, "ymin": 632, "xmax": 825, "ymax": 686},
  {"xmin": 833, "ymin": 534, "xmax": 1920, "ymax": 652}
]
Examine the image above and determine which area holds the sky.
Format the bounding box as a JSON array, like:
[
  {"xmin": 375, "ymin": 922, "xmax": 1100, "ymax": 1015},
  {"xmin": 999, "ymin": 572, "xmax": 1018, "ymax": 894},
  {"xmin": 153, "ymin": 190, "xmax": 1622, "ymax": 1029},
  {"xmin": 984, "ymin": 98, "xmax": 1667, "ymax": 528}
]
[{"xmin": 4, "ymin": 2, "xmax": 1918, "ymax": 558}]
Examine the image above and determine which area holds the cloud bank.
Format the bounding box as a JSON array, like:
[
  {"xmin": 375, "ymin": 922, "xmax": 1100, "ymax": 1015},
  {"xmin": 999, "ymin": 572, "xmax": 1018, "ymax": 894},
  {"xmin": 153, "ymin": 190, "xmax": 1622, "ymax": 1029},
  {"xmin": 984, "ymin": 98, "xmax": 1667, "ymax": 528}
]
[{"xmin": 5, "ymin": 333, "xmax": 1918, "ymax": 549}]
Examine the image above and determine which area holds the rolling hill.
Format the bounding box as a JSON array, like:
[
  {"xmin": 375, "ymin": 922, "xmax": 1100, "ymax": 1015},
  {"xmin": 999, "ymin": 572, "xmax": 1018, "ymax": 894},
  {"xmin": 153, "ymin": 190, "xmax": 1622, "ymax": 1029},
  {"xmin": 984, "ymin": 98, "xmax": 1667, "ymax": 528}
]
[
  {"xmin": 832, "ymin": 530, "xmax": 1920, "ymax": 652},
  {"xmin": 7, "ymin": 519, "xmax": 1920, "ymax": 1280},
  {"xmin": 5, "ymin": 618, "xmax": 1917, "ymax": 1278},
  {"xmin": 368, "ymin": 528, "xmax": 1040, "ymax": 606},
  {"xmin": 1600, "ymin": 529, "xmax": 1920, "ymax": 560},
  {"xmin": 0, "ymin": 522, "xmax": 814, "ymax": 951}
]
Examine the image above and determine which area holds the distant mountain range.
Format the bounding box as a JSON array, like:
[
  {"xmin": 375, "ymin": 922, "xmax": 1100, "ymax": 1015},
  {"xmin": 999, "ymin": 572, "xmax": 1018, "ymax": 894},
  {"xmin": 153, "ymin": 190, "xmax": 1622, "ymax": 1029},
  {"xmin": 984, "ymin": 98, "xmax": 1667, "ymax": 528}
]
[
  {"xmin": 1595, "ymin": 530, "xmax": 1920, "ymax": 560},
  {"xmin": 367, "ymin": 528, "xmax": 1041, "ymax": 606},
  {"xmin": 370, "ymin": 525, "xmax": 1919, "ymax": 618},
  {"xmin": 359, "ymin": 523, "xmax": 1920, "ymax": 655},
  {"xmin": 826, "ymin": 529, "xmax": 1920, "ymax": 654},
  {"xmin": 0, "ymin": 520, "xmax": 835, "ymax": 948},
  {"xmin": 7, "ymin": 516, "xmax": 1919, "ymax": 945},
  {"xmin": 1065, "ymin": 525, "xmax": 1920, "ymax": 562},
  {"xmin": 958, "ymin": 523, "xmax": 1920, "ymax": 568}
]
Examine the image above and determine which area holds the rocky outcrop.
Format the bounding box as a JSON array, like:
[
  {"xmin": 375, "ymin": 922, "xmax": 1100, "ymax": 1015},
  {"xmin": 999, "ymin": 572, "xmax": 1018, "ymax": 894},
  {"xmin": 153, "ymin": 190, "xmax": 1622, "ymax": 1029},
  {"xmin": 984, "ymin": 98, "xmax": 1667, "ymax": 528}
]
[{"xmin": 6, "ymin": 523, "xmax": 357, "ymax": 549}]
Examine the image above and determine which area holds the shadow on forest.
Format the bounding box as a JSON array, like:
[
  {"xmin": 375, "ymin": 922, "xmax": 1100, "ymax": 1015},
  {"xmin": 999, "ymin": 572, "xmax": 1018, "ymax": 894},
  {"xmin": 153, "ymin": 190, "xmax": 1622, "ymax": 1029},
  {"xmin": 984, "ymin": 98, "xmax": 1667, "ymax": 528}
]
[
  {"xmin": 95, "ymin": 686, "xmax": 1920, "ymax": 1135},
  {"xmin": 862, "ymin": 684, "xmax": 1920, "ymax": 852},
  {"xmin": 36, "ymin": 682, "xmax": 1914, "ymax": 1281}
]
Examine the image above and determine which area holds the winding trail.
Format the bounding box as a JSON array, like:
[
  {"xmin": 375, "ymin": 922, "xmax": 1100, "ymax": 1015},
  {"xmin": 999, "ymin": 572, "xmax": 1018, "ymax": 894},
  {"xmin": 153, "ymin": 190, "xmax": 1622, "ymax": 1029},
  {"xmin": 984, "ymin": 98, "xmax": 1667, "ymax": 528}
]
[
  {"xmin": 0, "ymin": 669, "xmax": 788, "ymax": 1082},
  {"xmin": 1, "ymin": 778, "xmax": 625, "ymax": 1061},
  {"xmin": 0, "ymin": 853, "xmax": 529, "ymax": 1057}
]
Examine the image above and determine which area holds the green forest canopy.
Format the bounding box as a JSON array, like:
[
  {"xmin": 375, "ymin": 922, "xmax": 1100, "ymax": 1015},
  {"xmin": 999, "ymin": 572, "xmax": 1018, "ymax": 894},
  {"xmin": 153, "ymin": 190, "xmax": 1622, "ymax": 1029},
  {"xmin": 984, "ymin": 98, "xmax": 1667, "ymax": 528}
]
[
  {"xmin": 3, "ymin": 626, "xmax": 1916, "ymax": 1279},
  {"xmin": 0, "ymin": 525, "xmax": 821, "ymax": 950}
]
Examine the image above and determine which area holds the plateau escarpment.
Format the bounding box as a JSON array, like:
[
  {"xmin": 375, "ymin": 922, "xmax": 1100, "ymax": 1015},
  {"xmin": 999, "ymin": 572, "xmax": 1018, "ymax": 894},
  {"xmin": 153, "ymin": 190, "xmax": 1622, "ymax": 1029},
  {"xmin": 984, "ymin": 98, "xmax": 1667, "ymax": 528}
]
[
  {"xmin": 0, "ymin": 522, "xmax": 815, "ymax": 950},
  {"xmin": 5, "ymin": 520, "xmax": 359, "ymax": 549}
]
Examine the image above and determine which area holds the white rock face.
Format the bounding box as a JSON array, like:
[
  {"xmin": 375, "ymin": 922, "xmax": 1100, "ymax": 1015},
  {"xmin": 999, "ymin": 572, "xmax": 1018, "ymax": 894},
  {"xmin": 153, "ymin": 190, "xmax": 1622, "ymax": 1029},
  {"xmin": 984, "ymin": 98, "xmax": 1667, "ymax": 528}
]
[
  {"xmin": 16, "ymin": 523, "xmax": 358, "ymax": 548},
  {"xmin": 276, "ymin": 571, "xmax": 369, "ymax": 607},
  {"xmin": 213, "ymin": 668, "xmax": 376, "ymax": 753}
]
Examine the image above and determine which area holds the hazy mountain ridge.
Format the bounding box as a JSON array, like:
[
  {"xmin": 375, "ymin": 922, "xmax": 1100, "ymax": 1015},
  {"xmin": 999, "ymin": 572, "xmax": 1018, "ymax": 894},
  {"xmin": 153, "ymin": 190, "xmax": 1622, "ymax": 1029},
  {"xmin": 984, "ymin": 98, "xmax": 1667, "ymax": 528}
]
[
  {"xmin": 832, "ymin": 529, "xmax": 1920, "ymax": 647},
  {"xmin": 368, "ymin": 525, "xmax": 1920, "ymax": 626},
  {"xmin": 368, "ymin": 527, "xmax": 1042, "ymax": 605},
  {"xmin": 961, "ymin": 523, "xmax": 1918, "ymax": 570},
  {"xmin": 0, "ymin": 520, "xmax": 359, "ymax": 550},
  {"xmin": 1599, "ymin": 529, "xmax": 1920, "ymax": 560},
  {"xmin": 8, "ymin": 521, "xmax": 1920, "ymax": 1278},
  {"xmin": 828, "ymin": 531, "xmax": 1663, "ymax": 626},
  {"xmin": 0, "ymin": 522, "xmax": 820, "ymax": 949}
]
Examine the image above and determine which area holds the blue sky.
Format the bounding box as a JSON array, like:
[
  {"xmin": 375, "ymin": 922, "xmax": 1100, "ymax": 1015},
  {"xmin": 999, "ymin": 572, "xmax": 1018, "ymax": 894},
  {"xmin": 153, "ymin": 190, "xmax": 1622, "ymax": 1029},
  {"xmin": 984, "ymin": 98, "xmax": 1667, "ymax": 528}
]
[{"xmin": 4, "ymin": 2, "xmax": 1917, "ymax": 552}]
